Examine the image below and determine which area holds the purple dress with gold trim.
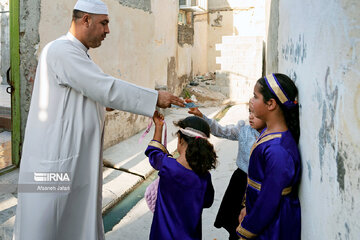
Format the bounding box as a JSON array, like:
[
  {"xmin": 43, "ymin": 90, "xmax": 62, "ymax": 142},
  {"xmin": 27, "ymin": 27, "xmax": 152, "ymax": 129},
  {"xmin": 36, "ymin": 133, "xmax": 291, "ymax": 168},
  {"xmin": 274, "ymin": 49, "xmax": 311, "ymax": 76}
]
[
  {"xmin": 237, "ymin": 130, "xmax": 301, "ymax": 240},
  {"xmin": 145, "ymin": 140, "xmax": 214, "ymax": 240}
]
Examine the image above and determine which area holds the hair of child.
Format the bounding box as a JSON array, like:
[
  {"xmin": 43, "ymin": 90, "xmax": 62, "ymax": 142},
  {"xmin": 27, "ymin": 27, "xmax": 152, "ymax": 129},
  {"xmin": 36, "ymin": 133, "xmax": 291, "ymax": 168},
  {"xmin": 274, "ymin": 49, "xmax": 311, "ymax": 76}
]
[
  {"xmin": 174, "ymin": 116, "xmax": 218, "ymax": 175},
  {"xmin": 257, "ymin": 73, "xmax": 300, "ymax": 143}
]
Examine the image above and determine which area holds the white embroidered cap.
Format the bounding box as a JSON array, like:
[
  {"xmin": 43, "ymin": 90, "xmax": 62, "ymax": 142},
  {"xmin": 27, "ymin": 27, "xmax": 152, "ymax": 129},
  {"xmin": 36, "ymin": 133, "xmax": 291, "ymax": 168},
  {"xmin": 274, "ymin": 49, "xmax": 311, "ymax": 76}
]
[{"xmin": 74, "ymin": 0, "xmax": 109, "ymax": 15}]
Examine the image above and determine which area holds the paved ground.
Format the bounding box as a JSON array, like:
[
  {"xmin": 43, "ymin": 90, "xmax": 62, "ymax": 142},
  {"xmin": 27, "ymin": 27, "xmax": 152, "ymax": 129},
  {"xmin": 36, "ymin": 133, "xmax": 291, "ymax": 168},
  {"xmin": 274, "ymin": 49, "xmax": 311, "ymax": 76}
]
[{"xmin": 105, "ymin": 104, "xmax": 249, "ymax": 240}]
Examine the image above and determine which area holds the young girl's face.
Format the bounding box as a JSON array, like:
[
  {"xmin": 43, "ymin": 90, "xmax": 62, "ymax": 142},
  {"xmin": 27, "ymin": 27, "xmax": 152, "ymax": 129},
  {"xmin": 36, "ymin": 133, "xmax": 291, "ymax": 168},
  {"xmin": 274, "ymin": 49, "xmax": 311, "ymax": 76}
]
[
  {"xmin": 251, "ymin": 82, "xmax": 269, "ymax": 121},
  {"xmin": 249, "ymin": 105, "xmax": 266, "ymax": 131}
]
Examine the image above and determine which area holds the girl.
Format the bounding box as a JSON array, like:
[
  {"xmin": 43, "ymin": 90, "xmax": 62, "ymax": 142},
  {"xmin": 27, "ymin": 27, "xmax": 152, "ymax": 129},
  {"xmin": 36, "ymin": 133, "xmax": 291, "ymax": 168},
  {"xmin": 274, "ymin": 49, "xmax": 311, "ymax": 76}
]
[
  {"xmin": 145, "ymin": 112, "xmax": 217, "ymax": 240},
  {"xmin": 189, "ymin": 103, "xmax": 266, "ymax": 240},
  {"xmin": 237, "ymin": 73, "xmax": 301, "ymax": 239}
]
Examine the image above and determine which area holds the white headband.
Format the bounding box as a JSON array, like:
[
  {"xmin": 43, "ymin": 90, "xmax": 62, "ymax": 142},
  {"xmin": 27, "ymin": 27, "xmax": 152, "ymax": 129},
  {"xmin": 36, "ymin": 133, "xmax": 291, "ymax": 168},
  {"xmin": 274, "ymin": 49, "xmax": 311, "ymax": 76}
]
[{"xmin": 179, "ymin": 127, "xmax": 207, "ymax": 139}]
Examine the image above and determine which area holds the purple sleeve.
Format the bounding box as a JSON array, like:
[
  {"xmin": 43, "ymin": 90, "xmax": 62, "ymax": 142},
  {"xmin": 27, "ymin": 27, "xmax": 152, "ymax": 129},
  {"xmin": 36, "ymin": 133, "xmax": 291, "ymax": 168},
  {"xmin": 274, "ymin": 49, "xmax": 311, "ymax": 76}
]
[{"xmin": 145, "ymin": 140, "xmax": 169, "ymax": 170}]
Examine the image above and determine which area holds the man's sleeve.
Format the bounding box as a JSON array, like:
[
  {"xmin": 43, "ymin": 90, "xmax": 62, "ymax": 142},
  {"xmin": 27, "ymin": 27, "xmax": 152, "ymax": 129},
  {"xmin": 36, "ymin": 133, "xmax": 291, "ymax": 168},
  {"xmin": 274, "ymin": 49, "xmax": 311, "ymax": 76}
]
[{"xmin": 56, "ymin": 46, "xmax": 158, "ymax": 117}]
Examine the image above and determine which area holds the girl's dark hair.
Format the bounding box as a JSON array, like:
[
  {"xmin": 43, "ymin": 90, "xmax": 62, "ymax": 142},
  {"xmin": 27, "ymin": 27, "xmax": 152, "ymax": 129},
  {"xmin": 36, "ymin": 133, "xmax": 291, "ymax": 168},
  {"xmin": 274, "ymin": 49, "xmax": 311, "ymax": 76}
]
[
  {"xmin": 174, "ymin": 116, "xmax": 217, "ymax": 175},
  {"xmin": 257, "ymin": 73, "xmax": 300, "ymax": 143}
]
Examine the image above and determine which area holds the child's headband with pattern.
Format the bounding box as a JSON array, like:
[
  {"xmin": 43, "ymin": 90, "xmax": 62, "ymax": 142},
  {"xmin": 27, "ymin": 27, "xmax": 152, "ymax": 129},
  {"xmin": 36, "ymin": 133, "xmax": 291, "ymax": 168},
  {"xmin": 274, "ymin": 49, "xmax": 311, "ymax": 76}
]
[
  {"xmin": 179, "ymin": 127, "xmax": 207, "ymax": 139},
  {"xmin": 264, "ymin": 74, "xmax": 298, "ymax": 109}
]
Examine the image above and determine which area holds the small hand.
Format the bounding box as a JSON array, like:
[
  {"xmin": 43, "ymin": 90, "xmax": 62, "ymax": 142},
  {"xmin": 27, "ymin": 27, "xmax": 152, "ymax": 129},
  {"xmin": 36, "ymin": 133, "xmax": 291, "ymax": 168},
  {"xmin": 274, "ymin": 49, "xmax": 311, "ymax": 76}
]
[
  {"xmin": 238, "ymin": 207, "xmax": 246, "ymax": 224},
  {"xmin": 157, "ymin": 91, "xmax": 185, "ymax": 108},
  {"xmin": 186, "ymin": 99, "xmax": 203, "ymax": 117},
  {"xmin": 153, "ymin": 111, "xmax": 164, "ymax": 126}
]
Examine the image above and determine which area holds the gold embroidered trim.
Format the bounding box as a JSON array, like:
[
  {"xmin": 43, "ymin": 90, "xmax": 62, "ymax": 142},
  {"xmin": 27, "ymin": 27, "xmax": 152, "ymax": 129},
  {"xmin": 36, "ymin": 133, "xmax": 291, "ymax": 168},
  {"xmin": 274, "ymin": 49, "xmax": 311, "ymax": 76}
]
[
  {"xmin": 148, "ymin": 141, "xmax": 169, "ymax": 155},
  {"xmin": 281, "ymin": 186, "xmax": 292, "ymax": 195},
  {"xmin": 248, "ymin": 178, "xmax": 261, "ymax": 191},
  {"xmin": 241, "ymin": 192, "xmax": 247, "ymax": 207},
  {"xmin": 236, "ymin": 224, "xmax": 257, "ymax": 239},
  {"xmin": 266, "ymin": 74, "xmax": 288, "ymax": 104},
  {"xmin": 248, "ymin": 177, "xmax": 292, "ymax": 196},
  {"xmin": 249, "ymin": 134, "xmax": 282, "ymax": 156}
]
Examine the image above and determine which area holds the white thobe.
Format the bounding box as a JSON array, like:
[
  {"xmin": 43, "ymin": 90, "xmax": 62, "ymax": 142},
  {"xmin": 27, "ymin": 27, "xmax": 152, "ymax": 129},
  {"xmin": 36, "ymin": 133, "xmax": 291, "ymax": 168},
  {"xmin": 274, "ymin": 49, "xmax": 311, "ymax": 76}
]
[{"xmin": 13, "ymin": 32, "xmax": 158, "ymax": 240}]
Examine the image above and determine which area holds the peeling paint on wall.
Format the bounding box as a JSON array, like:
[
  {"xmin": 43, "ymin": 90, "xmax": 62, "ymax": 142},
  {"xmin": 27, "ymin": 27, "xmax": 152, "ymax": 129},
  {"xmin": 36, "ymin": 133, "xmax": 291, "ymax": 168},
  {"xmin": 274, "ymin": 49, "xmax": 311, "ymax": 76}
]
[
  {"xmin": 286, "ymin": 69, "xmax": 298, "ymax": 82},
  {"xmin": 317, "ymin": 67, "xmax": 339, "ymax": 182},
  {"xmin": 116, "ymin": 0, "xmax": 151, "ymax": 13},
  {"xmin": 336, "ymin": 145, "xmax": 347, "ymax": 191},
  {"xmin": 211, "ymin": 12, "xmax": 223, "ymax": 27},
  {"xmin": 167, "ymin": 56, "xmax": 177, "ymax": 93},
  {"xmin": 20, "ymin": 0, "xmax": 41, "ymax": 141},
  {"xmin": 178, "ymin": 24, "xmax": 194, "ymax": 46},
  {"xmin": 306, "ymin": 160, "xmax": 312, "ymax": 181},
  {"xmin": 281, "ymin": 34, "xmax": 307, "ymax": 64},
  {"xmin": 103, "ymin": 110, "xmax": 148, "ymax": 149},
  {"xmin": 276, "ymin": 0, "xmax": 360, "ymax": 238}
]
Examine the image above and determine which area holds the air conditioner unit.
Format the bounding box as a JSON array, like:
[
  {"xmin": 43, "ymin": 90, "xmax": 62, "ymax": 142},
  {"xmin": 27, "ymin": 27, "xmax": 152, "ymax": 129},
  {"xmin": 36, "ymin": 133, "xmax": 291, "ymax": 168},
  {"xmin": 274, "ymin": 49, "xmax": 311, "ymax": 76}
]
[{"xmin": 179, "ymin": 0, "xmax": 207, "ymax": 12}]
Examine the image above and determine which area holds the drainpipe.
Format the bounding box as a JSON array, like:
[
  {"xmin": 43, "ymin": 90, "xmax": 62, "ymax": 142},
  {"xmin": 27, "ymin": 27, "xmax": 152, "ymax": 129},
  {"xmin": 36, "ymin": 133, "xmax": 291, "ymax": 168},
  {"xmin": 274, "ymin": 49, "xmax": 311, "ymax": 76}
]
[{"xmin": 10, "ymin": 0, "xmax": 21, "ymax": 167}]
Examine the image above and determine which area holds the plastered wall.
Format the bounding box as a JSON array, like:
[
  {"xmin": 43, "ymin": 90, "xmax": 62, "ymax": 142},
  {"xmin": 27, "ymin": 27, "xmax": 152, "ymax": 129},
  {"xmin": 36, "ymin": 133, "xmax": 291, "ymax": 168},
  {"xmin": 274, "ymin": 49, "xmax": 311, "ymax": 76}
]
[
  {"xmin": 267, "ymin": 0, "xmax": 360, "ymax": 238},
  {"xmin": 192, "ymin": 13, "xmax": 208, "ymax": 75}
]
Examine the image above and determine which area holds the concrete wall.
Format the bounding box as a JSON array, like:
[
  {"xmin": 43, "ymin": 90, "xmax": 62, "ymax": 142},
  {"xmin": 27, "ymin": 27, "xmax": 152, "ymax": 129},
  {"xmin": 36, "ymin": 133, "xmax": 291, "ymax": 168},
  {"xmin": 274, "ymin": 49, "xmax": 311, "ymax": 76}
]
[
  {"xmin": 205, "ymin": 0, "xmax": 264, "ymax": 102},
  {"xmin": 266, "ymin": 0, "xmax": 360, "ymax": 238},
  {"xmin": 151, "ymin": 0, "xmax": 178, "ymax": 89},
  {"xmin": 264, "ymin": 0, "xmax": 278, "ymax": 74},
  {"xmin": 192, "ymin": 13, "xmax": 208, "ymax": 75}
]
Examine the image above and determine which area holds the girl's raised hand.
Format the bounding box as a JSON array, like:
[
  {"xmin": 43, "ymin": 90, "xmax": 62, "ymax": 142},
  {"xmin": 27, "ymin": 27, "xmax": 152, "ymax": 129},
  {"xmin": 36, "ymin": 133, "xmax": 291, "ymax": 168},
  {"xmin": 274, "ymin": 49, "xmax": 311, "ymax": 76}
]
[
  {"xmin": 153, "ymin": 111, "xmax": 164, "ymax": 126},
  {"xmin": 188, "ymin": 108, "xmax": 203, "ymax": 118},
  {"xmin": 185, "ymin": 99, "xmax": 203, "ymax": 118}
]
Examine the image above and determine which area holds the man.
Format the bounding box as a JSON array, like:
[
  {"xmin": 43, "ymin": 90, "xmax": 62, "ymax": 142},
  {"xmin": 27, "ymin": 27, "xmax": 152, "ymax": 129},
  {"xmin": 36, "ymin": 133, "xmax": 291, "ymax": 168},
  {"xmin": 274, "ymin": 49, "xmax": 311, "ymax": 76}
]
[{"xmin": 13, "ymin": 0, "xmax": 184, "ymax": 239}]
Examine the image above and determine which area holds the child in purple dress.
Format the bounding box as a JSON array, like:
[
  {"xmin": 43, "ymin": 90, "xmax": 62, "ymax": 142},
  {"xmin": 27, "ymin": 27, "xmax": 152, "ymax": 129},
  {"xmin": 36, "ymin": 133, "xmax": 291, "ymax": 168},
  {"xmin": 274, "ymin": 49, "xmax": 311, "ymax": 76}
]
[
  {"xmin": 237, "ymin": 73, "xmax": 301, "ymax": 240},
  {"xmin": 145, "ymin": 112, "xmax": 217, "ymax": 240}
]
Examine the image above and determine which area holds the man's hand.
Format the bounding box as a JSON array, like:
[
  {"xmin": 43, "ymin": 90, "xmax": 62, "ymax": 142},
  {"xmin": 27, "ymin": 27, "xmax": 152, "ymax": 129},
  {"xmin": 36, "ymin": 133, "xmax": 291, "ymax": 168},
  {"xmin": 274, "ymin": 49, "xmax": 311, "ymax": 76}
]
[{"xmin": 157, "ymin": 91, "xmax": 185, "ymax": 108}]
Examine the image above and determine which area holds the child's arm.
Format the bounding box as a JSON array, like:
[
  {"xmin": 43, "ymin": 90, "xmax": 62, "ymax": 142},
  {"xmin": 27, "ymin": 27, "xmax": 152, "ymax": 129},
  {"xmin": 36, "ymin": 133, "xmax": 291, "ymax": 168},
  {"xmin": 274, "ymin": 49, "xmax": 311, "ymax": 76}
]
[
  {"xmin": 145, "ymin": 111, "xmax": 168, "ymax": 170},
  {"xmin": 205, "ymin": 117, "xmax": 244, "ymax": 140},
  {"xmin": 188, "ymin": 107, "xmax": 203, "ymax": 118},
  {"xmin": 153, "ymin": 110, "xmax": 164, "ymax": 142},
  {"xmin": 188, "ymin": 100, "xmax": 242, "ymax": 140},
  {"xmin": 199, "ymin": 113, "xmax": 244, "ymax": 140}
]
